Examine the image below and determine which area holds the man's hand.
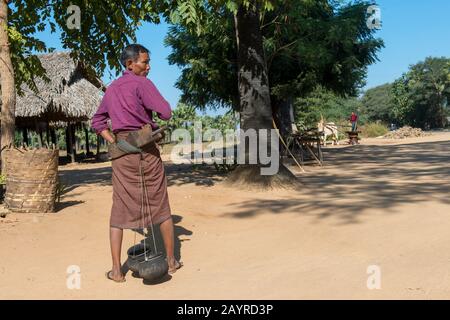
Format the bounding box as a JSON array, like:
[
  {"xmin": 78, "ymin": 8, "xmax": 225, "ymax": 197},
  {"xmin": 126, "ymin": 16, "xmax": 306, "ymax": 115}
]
[{"xmin": 100, "ymin": 129, "xmax": 115, "ymax": 144}]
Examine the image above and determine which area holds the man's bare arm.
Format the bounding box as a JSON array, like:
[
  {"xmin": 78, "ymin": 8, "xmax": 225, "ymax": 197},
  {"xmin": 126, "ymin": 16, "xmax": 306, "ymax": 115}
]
[{"xmin": 99, "ymin": 129, "xmax": 115, "ymax": 144}]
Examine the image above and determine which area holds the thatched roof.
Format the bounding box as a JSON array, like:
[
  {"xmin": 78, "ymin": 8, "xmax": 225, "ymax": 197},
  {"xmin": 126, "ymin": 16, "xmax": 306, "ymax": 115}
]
[{"xmin": 13, "ymin": 51, "xmax": 105, "ymax": 127}]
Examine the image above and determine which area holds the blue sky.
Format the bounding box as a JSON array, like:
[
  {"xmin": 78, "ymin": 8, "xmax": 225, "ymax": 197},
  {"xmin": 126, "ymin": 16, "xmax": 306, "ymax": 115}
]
[
  {"xmin": 366, "ymin": 0, "xmax": 450, "ymax": 89},
  {"xmin": 36, "ymin": 0, "xmax": 450, "ymax": 112}
]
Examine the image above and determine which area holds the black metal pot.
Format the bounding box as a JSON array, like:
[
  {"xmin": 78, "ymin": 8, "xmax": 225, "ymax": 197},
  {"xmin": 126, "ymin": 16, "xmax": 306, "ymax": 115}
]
[
  {"xmin": 138, "ymin": 253, "xmax": 168, "ymax": 282},
  {"xmin": 126, "ymin": 242, "xmax": 152, "ymax": 273}
]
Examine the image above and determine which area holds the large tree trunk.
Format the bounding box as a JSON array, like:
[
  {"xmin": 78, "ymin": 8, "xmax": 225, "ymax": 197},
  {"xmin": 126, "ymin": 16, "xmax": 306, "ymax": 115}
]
[
  {"xmin": 234, "ymin": 3, "xmax": 272, "ymax": 132},
  {"xmin": 272, "ymin": 96, "xmax": 294, "ymax": 138},
  {"xmin": 226, "ymin": 2, "xmax": 297, "ymax": 189},
  {"xmin": 0, "ymin": 0, "xmax": 16, "ymax": 173}
]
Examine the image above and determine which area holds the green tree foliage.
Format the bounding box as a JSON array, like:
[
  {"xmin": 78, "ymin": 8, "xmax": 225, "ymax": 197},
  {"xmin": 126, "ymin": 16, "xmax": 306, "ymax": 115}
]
[
  {"xmin": 407, "ymin": 57, "xmax": 450, "ymax": 128},
  {"xmin": 360, "ymin": 57, "xmax": 450, "ymax": 129},
  {"xmin": 57, "ymin": 128, "xmax": 67, "ymax": 150},
  {"xmin": 50, "ymin": 0, "xmax": 162, "ymax": 76},
  {"xmin": 165, "ymin": 0, "xmax": 384, "ymax": 113},
  {"xmin": 360, "ymin": 83, "xmax": 395, "ymax": 124},
  {"xmin": 165, "ymin": 9, "xmax": 239, "ymax": 111},
  {"xmin": 155, "ymin": 102, "xmax": 239, "ymax": 140},
  {"xmin": 2, "ymin": 0, "xmax": 162, "ymax": 157},
  {"xmin": 391, "ymin": 75, "xmax": 414, "ymax": 126},
  {"xmin": 203, "ymin": 111, "xmax": 239, "ymax": 132},
  {"xmin": 163, "ymin": 102, "xmax": 198, "ymax": 138},
  {"xmin": 391, "ymin": 57, "xmax": 450, "ymax": 128},
  {"xmin": 8, "ymin": 0, "xmax": 52, "ymax": 94},
  {"xmin": 360, "ymin": 122, "xmax": 388, "ymax": 138},
  {"xmin": 294, "ymin": 86, "xmax": 362, "ymax": 129},
  {"xmin": 8, "ymin": 0, "xmax": 158, "ymax": 91},
  {"xmin": 268, "ymin": 0, "xmax": 384, "ymax": 100}
]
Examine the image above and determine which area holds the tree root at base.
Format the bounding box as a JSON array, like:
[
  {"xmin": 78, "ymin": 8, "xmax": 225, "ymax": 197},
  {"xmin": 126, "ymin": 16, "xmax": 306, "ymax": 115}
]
[{"xmin": 222, "ymin": 164, "xmax": 301, "ymax": 191}]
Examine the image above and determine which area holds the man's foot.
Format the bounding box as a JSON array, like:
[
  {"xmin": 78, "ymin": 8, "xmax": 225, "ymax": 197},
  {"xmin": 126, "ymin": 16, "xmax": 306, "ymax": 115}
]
[
  {"xmin": 105, "ymin": 270, "xmax": 126, "ymax": 283},
  {"xmin": 168, "ymin": 259, "xmax": 183, "ymax": 275}
]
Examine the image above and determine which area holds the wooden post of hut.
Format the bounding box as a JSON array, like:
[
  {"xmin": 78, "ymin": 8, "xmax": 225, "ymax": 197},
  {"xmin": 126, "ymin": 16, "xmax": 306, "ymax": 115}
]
[
  {"xmin": 96, "ymin": 134, "xmax": 101, "ymax": 161},
  {"xmin": 75, "ymin": 132, "xmax": 79, "ymax": 154},
  {"xmin": 22, "ymin": 128, "xmax": 29, "ymax": 146},
  {"xmin": 72, "ymin": 123, "xmax": 77, "ymax": 158},
  {"xmin": 39, "ymin": 131, "xmax": 44, "ymax": 147},
  {"xmin": 65, "ymin": 126, "xmax": 70, "ymax": 154},
  {"xmin": 46, "ymin": 123, "xmax": 50, "ymax": 146},
  {"xmin": 67, "ymin": 122, "xmax": 76, "ymax": 163},
  {"xmin": 84, "ymin": 124, "xmax": 90, "ymax": 156},
  {"xmin": 35, "ymin": 119, "xmax": 43, "ymax": 148},
  {"xmin": 50, "ymin": 128, "xmax": 57, "ymax": 146}
]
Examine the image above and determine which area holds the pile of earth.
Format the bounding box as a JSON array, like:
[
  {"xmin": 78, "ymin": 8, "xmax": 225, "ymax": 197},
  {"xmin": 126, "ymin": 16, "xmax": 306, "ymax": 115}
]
[{"xmin": 383, "ymin": 126, "xmax": 431, "ymax": 139}]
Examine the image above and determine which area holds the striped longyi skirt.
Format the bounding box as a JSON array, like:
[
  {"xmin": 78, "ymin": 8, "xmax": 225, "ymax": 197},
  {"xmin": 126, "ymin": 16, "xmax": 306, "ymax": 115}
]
[{"xmin": 110, "ymin": 132, "xmax": 171, "ymax": 230}]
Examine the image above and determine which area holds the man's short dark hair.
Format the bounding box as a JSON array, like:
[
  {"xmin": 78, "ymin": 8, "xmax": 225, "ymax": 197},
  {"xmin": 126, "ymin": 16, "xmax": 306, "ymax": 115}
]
[{"xmin": 120, "ymin": 44, "xmax": 150, "ymax": 67}]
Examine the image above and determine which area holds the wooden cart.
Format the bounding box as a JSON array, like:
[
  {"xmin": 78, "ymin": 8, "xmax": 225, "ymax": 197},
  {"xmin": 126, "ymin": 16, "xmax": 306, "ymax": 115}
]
[
  {"xmin": 346, "ymin": 131, "xmax": 361, "ymax": 145},
  {"xmin": 284, "ymin": 130, "xmax": 324, "ymax": 166}
]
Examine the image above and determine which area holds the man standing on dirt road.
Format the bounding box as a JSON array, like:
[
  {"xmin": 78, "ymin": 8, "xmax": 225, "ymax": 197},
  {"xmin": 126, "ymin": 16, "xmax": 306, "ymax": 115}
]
[{"xmin": 91, "ymin": 44, "xmax": 182, "ymax": 283}]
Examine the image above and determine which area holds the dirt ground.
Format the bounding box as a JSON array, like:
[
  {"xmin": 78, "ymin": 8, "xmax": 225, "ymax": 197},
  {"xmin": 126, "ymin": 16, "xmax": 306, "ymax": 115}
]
[{"xmin": 0, "ymin": 131, "xmax": 449, "ymax": 299}]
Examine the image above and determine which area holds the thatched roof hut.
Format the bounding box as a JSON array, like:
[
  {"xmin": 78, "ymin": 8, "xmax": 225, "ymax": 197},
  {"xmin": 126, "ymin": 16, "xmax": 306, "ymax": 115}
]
[
  {"xmin": 2, "ymin": 51, "xmax": 108, "ymax": 163},
  {"xmin": 15, "ymin": 51, "xmax": 105, "ymax": 128}
]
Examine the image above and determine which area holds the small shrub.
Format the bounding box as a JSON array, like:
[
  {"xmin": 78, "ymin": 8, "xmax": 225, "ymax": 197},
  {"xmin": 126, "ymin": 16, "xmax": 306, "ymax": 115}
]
[
  {"xmin": 361, "ymin": 122, "xmax": 389, "ymax": 138},
  {"xmin": 56, "ymin": 180, "xmax": 70, "ymax": 203}
]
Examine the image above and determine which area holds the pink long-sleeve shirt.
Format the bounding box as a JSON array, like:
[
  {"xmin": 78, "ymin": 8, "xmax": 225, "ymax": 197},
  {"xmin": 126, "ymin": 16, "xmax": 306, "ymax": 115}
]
[{"xmin": 91, "ymin": 70, "xmax": 172, "ymax": 134}]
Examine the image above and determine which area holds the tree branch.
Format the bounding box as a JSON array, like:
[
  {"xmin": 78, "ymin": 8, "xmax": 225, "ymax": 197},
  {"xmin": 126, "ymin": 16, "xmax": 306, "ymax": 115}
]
[{"xmin": 267, "ymin": 40, "xmax": 298, "ymax": 71}]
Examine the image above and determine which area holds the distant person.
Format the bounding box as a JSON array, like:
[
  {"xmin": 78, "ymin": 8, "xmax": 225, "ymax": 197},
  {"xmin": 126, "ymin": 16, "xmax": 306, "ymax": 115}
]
[{"xmin": 349, "ymin": 112, "xmax": 358, "ymax": 132}]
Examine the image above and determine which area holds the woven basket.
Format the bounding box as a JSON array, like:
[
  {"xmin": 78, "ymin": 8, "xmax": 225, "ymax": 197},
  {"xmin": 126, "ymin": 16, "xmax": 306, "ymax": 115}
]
[{"xmin": 4, "ymin": 147, "xmax": 59, "ymax": 213}]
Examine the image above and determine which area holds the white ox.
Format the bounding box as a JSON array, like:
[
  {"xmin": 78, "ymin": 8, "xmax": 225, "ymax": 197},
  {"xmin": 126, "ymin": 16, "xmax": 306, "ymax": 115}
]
[{"xmin": 317, "ymin": 120, "xmax": 339, "ymax": 146}]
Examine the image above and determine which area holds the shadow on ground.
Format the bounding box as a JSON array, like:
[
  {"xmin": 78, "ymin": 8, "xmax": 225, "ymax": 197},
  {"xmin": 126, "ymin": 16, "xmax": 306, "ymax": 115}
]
[
  {"xmin": 58, "ymin": 166, "xmax": 112, "ymax": 193},
  {"xmin": 225, "ymin": 140, "xmax": 450, "ymax": 224},
  {"xmin": 165, "ymin": 163, "xmax": 227, "ymax": 187},
  {"xmin": 56, "ymin": 141, "xmax": 450, "ymax": 224},
  {"xmin": 58, "ymin": 162, "xmax": 226, "ymax": 193},
  {"xmin": 57, "ymin": 159, "xmax": 225, "ymax": 212}
]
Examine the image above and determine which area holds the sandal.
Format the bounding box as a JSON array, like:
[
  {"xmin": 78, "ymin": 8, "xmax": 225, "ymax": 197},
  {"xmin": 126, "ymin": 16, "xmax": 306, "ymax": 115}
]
[
  {"xmin": 105, "ymin": 271, "xmax": 126, "ymax": 283},
  {"xmin": 168, "ymin": 261, "xmax": 183, "ymax": 275}
]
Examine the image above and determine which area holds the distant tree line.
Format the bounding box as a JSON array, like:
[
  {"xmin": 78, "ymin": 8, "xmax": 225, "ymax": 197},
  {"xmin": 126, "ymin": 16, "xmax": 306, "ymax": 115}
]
[
  {"xmin": 361, "ymin": 57, "xmax": 450, "ymax": 129},
  {"xmin": 295, "ymin": 56, "xmax": 450, "ymax": 130}
]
